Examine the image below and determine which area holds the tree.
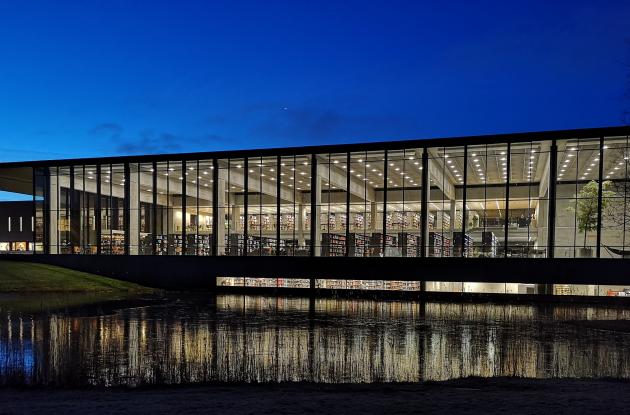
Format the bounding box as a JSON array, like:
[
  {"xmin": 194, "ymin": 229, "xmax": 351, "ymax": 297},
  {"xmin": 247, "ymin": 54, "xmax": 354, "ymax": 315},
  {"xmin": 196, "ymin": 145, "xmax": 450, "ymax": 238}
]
[{"xmin": 567, "ymin": 180, "xmax": 615, "ymax": 249}]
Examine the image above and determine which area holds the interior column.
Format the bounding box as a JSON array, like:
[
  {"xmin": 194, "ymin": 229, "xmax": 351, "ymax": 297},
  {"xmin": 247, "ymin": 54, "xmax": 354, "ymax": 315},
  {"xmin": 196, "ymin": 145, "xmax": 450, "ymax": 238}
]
[
  {"xmin": 370, "ymin": 201, "xmax": 377, "ymax": 232},
  {"xmin": 297, "ymin": 202, "xmax": 305, "ymax": 246},
  {"xmin": 449, "ymin": 198, "xmax": 456, "ymax": 239}
]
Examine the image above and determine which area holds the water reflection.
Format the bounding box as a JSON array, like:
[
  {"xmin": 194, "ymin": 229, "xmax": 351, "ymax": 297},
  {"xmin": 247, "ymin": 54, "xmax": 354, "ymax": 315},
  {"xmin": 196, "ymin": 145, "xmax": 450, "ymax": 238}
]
[{"xmin": 1, "ymin": 295, "xmax": 630, "ymax": 386}]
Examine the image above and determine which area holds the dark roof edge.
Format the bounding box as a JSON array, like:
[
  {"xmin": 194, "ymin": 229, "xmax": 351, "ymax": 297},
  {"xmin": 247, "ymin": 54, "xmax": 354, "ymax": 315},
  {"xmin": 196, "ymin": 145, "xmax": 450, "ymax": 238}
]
[{"xmin": 1, "ymin": 125, "xmax": 628, "ymax": 169}]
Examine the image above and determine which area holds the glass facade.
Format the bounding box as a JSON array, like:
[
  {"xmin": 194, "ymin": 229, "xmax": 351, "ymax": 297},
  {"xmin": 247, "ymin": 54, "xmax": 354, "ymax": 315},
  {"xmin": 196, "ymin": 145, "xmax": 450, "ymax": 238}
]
[
  {"xmin": 24, "ymin": 133, "xmax": 630, "ymax": 260},
  {"xmin": 3, "ymin": 128, "xmax": 630, "ymax": 295}
]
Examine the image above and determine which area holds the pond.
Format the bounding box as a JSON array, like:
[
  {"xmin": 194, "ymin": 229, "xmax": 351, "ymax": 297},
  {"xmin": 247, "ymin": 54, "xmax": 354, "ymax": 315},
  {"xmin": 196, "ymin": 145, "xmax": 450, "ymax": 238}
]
[{"xmin": 1, "ymin": 294, "xmax": 630, "ymax": 386}]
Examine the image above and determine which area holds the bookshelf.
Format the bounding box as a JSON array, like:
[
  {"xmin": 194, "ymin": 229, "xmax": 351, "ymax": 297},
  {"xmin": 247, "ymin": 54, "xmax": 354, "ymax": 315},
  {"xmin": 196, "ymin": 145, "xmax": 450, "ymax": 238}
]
[
  {"xmin": 453, "ymin": 232, "xmax": 473, "ymax": 257},
  {"xmin": 481, "ymin": 231, "xmax": 498, "ymax": 258},
  {"xmin": 370, "ymin": 233, "xmax": 397, "ymax": 257},
  {"xmin": 428, "ymin": 232, "xmax": 451, "ymax": 257},
  {"xmin": 322, "ymin": 233, "xmax": 346, "ymax": 256},
  {"xmin": 101, "ymin": 231, "xmax": 125, "ymax": 255},
  {"xmin": 348, "ymin": 233, "xmax": 370, "ymax": 257},
  {"xmin": 398, "ymin": 232, "xmax": 420, "ymax": 257}
]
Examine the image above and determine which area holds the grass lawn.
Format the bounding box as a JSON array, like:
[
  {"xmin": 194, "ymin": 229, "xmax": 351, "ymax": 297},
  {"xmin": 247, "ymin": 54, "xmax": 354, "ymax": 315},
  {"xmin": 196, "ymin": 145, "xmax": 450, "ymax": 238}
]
[{"xmin": 0, "ymin": 260, "xmax": 155, "ymax": 294}]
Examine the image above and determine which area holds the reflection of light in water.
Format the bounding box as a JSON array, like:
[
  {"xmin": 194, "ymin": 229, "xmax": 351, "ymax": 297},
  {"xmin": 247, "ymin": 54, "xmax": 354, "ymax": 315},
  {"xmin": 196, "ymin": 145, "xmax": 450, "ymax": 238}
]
[{"xmin": 0, "ymin": 296, "xmax": 630, "ymax": 386}]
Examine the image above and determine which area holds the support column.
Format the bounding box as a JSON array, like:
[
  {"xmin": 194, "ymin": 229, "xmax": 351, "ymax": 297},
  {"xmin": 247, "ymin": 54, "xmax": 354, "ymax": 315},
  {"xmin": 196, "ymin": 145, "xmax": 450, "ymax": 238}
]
[
  {"xmin": 311, "ymin": 156, "xmax": 321, "ymax": 257},
  {"xmin": 243, "ymin": 158, "xmax": 248, "ymax": 256},
  {"xmin": 547, "ymin": 140, "xmax": 557, "ymax": 259},
  {"xmin": 419, "ymin": 149, "xmax": 429, "ymax": 292},
  {"xmin": 129, "ymin": 163, "xmax": 139, "ymax": 255},
  {"xmin": 541, "ymin": 139, "xmax": 558, "ymax": 295},
  {"xmin": 123, "ymin": 163, "xmax": 130, "ymax": 255},
  {"xmin": 461, "ymin": 146, "xmax": 468, "ymax": 257},
  {"xmin": 216, "ymin": 165, "xmax": 227, "ymax": 256},
  {"xmin": 345, "ymin": 153, "xmax": 351, "ymax": 257},
  {"xmin": 420, "ymin": 149, "xmax": 429, "ymax": 258},
  {"xmin": 596, "ymin": 136, "xmax": 604, "ymax": 258},
  {"xmin": 276, "ymin": 156, "xmax": 281, "ymax": 256},
  {"xmin": 310, "ymin": 155, "xmax": 319, "ymax": 291},
  {"xmin": 49, "ymin": 170, "xmax": 58, "ymax": 254},
  {"xmin": 381, "ymin": 150, "xmax": 388, "ymax": 256},
  {"xmin": 211, "ymin": 160, "xmax": 219, "ymax": 255},
  {"xmin": 69, "ymin": 166, "xmax": 79, "ymax": 253},
  {"xmin": 152, "ymin": 161, "xmax": 157, "ymax": 255},
  {"xmin": 504, "ymin": 143, "xmax": 511, "ymax": 258},
  {"xmin": 181, "ymin": 160, "xmax": 187, "ymax": 256},
  {"xmin": 95, "ymin": 165, "xmax": 101, "ymax": 255}
]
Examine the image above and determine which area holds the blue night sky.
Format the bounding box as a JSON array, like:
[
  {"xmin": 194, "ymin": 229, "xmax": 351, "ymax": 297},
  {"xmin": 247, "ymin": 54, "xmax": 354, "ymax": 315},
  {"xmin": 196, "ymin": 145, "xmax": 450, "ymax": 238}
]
[{"xmin": 0, "ymin": 0, "xmax": 629, "ymax": 163}]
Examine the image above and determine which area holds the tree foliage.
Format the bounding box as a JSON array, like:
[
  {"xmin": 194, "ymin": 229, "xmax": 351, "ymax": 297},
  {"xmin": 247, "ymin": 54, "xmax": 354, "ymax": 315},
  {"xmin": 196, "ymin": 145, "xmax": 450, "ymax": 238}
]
[{"xmin": 567, "ymin": 180, "xmax": 615, "ymax": 247}]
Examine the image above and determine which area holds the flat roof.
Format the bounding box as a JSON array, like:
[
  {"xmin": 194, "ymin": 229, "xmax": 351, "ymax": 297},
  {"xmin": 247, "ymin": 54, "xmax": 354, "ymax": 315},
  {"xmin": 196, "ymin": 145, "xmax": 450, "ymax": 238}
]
[{"xmin": 0, "ymin": 125, "xmax": 628, "ymax": 169}]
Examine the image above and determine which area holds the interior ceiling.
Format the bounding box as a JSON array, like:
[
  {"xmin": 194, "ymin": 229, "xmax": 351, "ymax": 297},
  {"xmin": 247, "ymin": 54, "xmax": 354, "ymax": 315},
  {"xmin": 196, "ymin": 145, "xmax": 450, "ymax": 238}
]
[{"xmin": 30, "ymin": 136, "xmax": 630, "ymax": 209}]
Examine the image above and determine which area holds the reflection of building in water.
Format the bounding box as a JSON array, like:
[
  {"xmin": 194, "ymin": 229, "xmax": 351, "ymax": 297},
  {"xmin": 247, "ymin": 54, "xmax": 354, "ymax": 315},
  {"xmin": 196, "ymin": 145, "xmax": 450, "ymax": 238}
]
[{"xmin": 2, "ymin": 296, "xmax": 630, "ymax": 385}]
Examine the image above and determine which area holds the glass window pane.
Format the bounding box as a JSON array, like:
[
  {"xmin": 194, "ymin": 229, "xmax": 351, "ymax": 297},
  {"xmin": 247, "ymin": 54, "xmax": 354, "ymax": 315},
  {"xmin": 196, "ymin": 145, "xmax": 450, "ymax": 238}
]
[{"xmin": 555, "ymin": 138, "xmax": 600, "ymax": 258}]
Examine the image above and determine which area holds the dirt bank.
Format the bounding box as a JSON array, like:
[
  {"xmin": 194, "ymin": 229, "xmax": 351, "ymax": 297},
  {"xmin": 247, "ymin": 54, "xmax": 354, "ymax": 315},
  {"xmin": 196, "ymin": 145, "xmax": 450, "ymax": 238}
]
[{"xmin": 0, "ymin": 378, "xmax": 628, "ymax": 414}]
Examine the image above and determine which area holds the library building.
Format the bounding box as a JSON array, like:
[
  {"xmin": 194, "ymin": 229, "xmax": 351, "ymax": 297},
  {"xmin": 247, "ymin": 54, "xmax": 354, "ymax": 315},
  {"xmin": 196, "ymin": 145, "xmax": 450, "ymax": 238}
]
[{"xmin": 1, "ymin": 127, "xmax": 630, "ymax": 297}]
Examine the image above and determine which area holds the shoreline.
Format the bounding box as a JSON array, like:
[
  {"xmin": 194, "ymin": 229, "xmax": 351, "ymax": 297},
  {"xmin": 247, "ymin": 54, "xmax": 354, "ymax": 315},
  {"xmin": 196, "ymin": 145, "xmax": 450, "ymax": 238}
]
[{"xmin": 0, "ymin": 378, "xmax": 628, "ymax": 414}]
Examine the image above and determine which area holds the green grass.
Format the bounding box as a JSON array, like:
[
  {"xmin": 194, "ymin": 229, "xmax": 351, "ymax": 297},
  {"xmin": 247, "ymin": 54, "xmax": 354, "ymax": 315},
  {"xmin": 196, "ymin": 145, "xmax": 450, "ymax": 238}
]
[{"xmin": 0, "ymin": 261, "xmax": 155, "ymax": 294}]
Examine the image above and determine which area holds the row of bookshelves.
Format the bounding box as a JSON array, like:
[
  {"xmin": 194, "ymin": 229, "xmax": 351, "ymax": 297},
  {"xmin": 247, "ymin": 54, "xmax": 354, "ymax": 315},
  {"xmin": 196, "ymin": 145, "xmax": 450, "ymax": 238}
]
[
  {"xmin": 223, "ymin": 212, "xmax": 446, "ymax": 232},
  {"xmin": 321, "ymin": 232, "xmax": 422, "ymax": 257},
  {"xmin": 134, "ymin": 230, "xmax": 476, "ymax": 257}
]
